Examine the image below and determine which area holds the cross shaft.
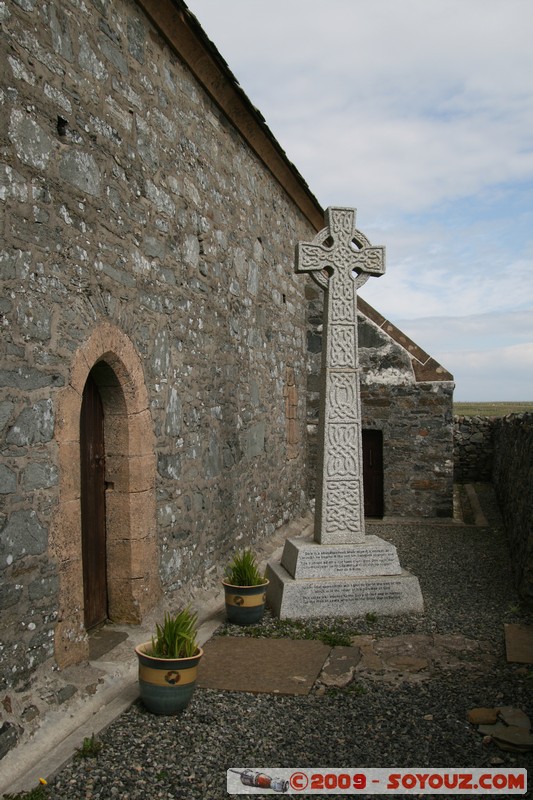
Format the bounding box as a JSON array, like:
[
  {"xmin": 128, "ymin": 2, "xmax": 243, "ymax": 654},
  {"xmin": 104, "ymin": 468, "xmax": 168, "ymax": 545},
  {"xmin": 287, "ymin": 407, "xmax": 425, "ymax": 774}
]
[{"xmin": 296, "ymin": 207, "xmax": 385, "ymax": 544}]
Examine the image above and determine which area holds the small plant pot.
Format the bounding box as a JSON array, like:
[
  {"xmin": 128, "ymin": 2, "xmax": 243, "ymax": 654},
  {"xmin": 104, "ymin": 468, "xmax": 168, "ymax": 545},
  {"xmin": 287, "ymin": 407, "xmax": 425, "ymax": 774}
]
[
  {"xmin": 222, "ymin": 580, "xmax": 269, "ymax": 625},
  {"xmin": 135, "ymin": 642, "xmax": 203, "ymax": 715}
]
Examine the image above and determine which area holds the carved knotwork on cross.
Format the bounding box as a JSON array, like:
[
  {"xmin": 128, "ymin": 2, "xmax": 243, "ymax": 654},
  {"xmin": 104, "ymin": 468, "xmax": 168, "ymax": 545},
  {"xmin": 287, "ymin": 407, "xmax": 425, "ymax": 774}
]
[{"xmin": 296, "ymin": 207, "xmax": 385, "ymax": 544}]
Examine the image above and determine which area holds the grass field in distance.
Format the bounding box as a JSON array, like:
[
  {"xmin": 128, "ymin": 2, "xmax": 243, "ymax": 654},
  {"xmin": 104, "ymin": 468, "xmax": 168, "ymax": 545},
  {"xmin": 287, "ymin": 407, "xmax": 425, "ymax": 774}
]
[{"xmin": 454, "ymin": 401, "xmax": 533, "ymax": 417}]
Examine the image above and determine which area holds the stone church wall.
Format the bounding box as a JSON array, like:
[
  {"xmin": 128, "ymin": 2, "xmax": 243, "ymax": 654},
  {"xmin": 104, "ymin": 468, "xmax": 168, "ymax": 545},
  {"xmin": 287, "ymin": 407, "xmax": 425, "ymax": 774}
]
[
  {"xmin": 0, "ymin": 0, "xmax": 313, "ymax": 690},
  {"xmin": 305, "ymin": 284, "xmax": 454, "ymax": 518}
]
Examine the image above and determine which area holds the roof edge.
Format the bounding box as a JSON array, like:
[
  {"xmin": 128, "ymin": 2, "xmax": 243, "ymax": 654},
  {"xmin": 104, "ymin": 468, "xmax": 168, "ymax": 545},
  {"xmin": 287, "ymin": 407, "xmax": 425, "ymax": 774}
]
[{"xmin": 135, "ymin": 0, "xmax": 324, "ymax": 231}]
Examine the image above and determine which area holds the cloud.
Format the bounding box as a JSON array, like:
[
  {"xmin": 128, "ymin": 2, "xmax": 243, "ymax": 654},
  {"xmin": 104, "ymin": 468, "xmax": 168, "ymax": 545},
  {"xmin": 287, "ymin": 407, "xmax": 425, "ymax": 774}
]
[
  {"xmin": 188, "ymin": 0, "xmax": 533, "ymax": 401},
  {"xmin": 393, "ymin": 311, "xmax": 533, "ymax": 352},
  {"xmin": 191, "ymin": 0, "xmax": 533, "ymax": 212},
  {"xmin": 443, "ymin": 343, "xmax": 533, "ymax": 401},
  {"xmin": 360, "ymin": 249, "xmax": 533, "ymax": 320},
  {"xmin": 386, "ymin": 313, "xmax": 533, "ymax": 400}
]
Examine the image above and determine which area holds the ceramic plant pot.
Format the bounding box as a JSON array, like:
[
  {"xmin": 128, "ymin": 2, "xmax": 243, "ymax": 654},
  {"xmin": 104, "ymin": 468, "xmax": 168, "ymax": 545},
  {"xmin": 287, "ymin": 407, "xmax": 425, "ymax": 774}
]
[
  {"xmin": 222, "ymin": 580, "xmax": 269, "ymax": 625},
  {"xmin": 135, "ymin": 642, "xmax": 203, "ymax": 714}
]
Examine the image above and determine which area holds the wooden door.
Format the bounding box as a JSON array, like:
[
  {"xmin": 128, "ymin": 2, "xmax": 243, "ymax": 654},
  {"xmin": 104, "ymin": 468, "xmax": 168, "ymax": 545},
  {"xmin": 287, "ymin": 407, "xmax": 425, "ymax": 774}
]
[
  {"xmin": 80, "ymin": 372, "xmax": 108, "ymax": 630},
  {"xmin": 362, "ymin": 429, "xmax": 384, "ymax": 518}
]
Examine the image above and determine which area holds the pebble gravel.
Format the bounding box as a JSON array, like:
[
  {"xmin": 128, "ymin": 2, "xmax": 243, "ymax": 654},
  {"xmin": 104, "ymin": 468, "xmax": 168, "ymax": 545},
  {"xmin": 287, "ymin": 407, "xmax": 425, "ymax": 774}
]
[{"xmin": 42, "ymin": 486, "xmax": 532, "ymax": 800}]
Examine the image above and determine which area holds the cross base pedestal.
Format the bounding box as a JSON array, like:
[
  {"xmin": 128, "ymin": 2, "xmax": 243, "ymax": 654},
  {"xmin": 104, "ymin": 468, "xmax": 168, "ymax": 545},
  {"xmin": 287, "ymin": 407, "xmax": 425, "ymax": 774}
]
[{"xmin": 266, "ymin": 535, "xmax": 423, "ymax": 619}]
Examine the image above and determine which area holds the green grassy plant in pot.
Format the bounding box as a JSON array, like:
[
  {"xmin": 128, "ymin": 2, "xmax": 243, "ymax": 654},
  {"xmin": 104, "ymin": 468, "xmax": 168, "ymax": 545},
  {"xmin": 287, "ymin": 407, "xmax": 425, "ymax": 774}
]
[
  {"xmin": 135, "ymin": 607, "xmax": 203, "ymax": 714},
  {"xmin": 223, "ymin": 548, "xmax": 269, "ymax": 625}
]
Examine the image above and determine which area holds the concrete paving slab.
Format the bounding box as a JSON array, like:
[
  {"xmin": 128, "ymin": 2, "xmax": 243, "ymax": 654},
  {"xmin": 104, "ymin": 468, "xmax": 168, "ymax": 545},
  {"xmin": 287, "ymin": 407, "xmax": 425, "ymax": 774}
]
[
  {"xmin": 478, "ymin": 722, "xmax": 533, "ymax": 751},
  {"xmin": 504, "ymin": 623, "xmax": 533, "ymax": 663},
  {"xmin": 319, "ymin": 646, "xmax": 362, "ymax": 687},
  {"xmin": 197, "ymin": 637, "xmax": 331, "ymax": 695}
]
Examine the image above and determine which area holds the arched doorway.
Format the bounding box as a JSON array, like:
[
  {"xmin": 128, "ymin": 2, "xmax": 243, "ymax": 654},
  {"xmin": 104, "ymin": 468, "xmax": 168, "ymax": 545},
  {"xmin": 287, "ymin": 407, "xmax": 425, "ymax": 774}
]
[{"xmin": 53, "ymin": 322, "xmax": 160, "ymax": 668}]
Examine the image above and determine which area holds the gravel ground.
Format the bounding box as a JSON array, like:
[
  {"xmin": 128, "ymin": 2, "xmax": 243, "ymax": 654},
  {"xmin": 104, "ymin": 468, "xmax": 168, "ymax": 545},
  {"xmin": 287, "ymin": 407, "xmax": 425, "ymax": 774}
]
[{"xmin": 37, "ymin": 486, "xmax": 533, "ymax": 799}]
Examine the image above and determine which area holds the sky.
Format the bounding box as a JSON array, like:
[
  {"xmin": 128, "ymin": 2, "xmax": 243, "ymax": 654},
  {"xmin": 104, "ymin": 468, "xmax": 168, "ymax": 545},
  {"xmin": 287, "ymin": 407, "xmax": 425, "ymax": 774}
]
[{"xmin": 186, "ymin": 0, "xmax": 533, "ymax": 401}]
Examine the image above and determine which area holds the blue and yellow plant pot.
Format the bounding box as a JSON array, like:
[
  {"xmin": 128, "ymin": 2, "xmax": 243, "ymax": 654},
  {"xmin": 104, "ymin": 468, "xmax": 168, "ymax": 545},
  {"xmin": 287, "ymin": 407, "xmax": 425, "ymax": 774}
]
[
  {"xmin": 222, "ymin": 580, "xmax": 269, "ymax": 626},
  {"xmin": 135, "ymin": 643, "xmax": 203, "ymax": 715}
]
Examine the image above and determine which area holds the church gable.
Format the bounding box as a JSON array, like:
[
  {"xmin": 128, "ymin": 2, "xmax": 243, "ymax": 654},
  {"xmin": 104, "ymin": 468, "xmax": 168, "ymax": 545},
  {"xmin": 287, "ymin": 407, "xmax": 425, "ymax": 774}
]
[
  {"xmin": 358, "ymin": 298, "xmax": 453, "ymax": 384},
  {"xmin": 358, "ymin": 315, "xmax": 415, "ymax": 387}
]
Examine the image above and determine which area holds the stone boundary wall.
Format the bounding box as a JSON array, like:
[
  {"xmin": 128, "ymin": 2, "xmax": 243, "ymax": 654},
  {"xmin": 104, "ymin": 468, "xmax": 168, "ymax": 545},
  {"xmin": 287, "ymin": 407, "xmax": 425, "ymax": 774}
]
[
  {"xmin": 454, "ymin": 412, "xmax": 533, "ymax": 606},
  {"xmin": 492, "ymin": 413, "xmax": 533, "ymax": 606},
  {"xmin": 453, "ymin": 416, "xmax": 495, "ymax": 482}
]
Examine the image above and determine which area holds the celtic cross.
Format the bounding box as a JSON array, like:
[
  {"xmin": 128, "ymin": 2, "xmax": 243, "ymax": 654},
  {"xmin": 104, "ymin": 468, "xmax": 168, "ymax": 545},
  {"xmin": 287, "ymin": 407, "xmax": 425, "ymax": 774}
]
[{"xmin": 296, "ymin": 207, "xmax": 385, "ymax": 544}]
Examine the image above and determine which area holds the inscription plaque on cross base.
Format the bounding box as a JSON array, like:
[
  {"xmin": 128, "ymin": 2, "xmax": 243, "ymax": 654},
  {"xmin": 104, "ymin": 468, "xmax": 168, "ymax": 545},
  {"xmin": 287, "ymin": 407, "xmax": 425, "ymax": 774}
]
[
  {"xmin": 296, "ymin": 207, "xmax": 384, "ymax": 544},
  {"xmin": 281, "ymin": 535, "xmax": 403, "ymax": 580},
  {"xmin": 267, "ymin": 559, "xmax": 424, "ymax": 619}
]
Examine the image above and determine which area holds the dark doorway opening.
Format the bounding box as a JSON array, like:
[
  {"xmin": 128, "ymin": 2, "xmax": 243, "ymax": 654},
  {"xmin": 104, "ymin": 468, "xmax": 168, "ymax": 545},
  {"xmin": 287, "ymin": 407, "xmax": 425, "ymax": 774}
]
[
  {"xmin": 80, "ymin": 371, "xmax": 108, "ymax": 630},
  {"xmin": 363, "ymin": 429, "xmax": 384, "ymax": 518}
]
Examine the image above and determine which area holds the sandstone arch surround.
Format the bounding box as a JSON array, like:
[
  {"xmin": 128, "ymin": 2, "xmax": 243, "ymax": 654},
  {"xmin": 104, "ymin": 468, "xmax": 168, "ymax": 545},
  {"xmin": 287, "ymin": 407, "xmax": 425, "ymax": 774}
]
[{"xmin": 52, "ymin": 322, "xmax": 160, "ymax": 668}]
